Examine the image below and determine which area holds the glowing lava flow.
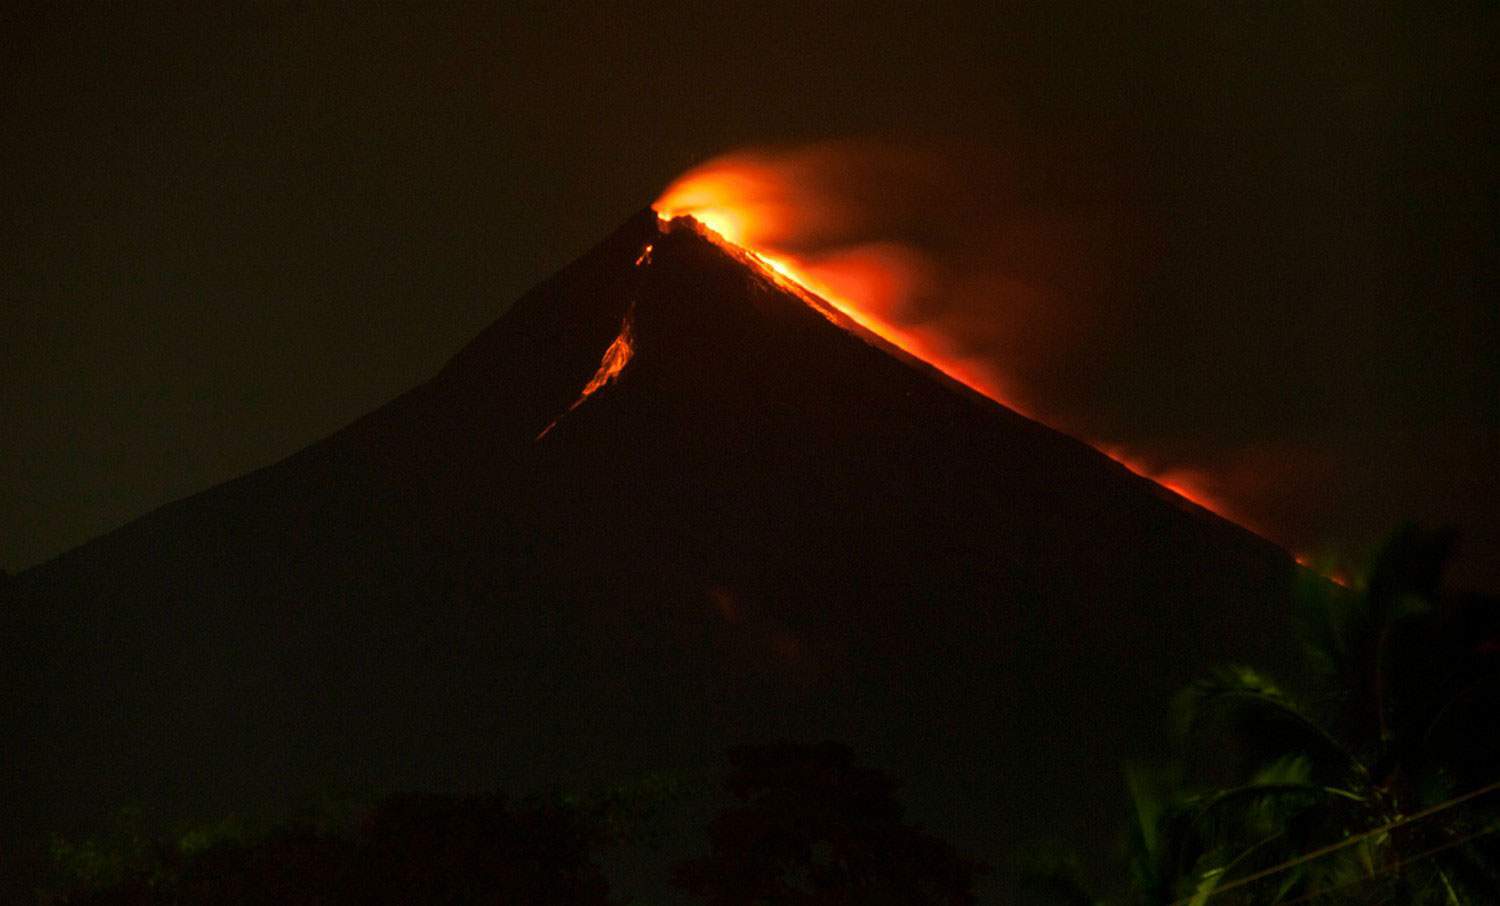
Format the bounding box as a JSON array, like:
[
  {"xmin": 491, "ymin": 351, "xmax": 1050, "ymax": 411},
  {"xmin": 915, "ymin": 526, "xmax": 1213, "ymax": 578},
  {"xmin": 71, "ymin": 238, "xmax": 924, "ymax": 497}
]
[
  {"xmin": 537, "ymin": 303, "xmax": 637, "ymax": 441},
  {"xmin": 654, "ymin": 164, "xmax": 1257, "ymax": 534},
  {"xmin": 655, "ymin": 190, "xmax": 1001, "ymax": 413}
]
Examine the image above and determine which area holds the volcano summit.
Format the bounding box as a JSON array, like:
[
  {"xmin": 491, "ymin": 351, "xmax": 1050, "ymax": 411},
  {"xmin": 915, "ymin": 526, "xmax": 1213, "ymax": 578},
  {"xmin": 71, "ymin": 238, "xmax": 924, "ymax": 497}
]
[{"xmin": 3, "ymin": 209, "xmax": 1300, "ymax": 899}]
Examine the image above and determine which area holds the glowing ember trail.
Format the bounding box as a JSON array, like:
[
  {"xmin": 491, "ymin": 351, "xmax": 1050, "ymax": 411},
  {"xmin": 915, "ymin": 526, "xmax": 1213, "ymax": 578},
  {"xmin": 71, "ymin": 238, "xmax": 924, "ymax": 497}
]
[
  {"xmin": 536, "ymin": 305, "xmax": 636, "ymax": 441},
  {"xmin": 653, "ymin": 161, "xmax": 1261, "ymax": 536}
]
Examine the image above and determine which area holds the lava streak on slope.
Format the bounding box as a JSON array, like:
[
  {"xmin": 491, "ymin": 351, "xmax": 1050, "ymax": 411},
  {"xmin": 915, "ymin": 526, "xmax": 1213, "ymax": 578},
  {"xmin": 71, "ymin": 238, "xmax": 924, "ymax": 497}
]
[
  {"xmin": 653, "ymin": 156, "xmax": 1260, "ymax": 538},
  {"xmin": 536, "ymin": 306, "xmax": 637, "ymax": 440},
  {"xmin": 535, "ymin": 306, "xmax": 636, "ymax": 440},
  {"xmin": 535, "ymin": 267, "xmax": 642, "ymax": 443}
]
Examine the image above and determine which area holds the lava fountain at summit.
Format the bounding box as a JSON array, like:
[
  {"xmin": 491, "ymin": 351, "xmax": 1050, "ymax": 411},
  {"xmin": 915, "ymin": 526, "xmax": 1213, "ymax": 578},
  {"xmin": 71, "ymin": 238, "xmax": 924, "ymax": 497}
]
[
  {"xmin": 655, "ymin": 158, "xmax": 1008, "ymax": 411},
  {"xmin": 653, "ymin": 153, "xmax": 1255, "ymax": 534}
]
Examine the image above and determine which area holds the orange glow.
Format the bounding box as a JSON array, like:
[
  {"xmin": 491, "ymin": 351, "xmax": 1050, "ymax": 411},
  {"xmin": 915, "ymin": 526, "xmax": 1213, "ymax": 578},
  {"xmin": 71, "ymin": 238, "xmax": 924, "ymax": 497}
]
[
  {"xmin": 537, "ymin": 307, "xmax": 636, "ymax": 440},
  {"xmin": 1294, "ymin": 554, "xmax": 1353, "ymax": 589},
  {"xmin": 578, "ymin": 317, "xmax": 635, "ymax": 399},
  {"xmin": 1097, "ymin": 444, "xmax": 1263, "ymax": 532},
  {"xmin": 654, "ymin": 161, "xmax": 1239, "ymax": 523}
]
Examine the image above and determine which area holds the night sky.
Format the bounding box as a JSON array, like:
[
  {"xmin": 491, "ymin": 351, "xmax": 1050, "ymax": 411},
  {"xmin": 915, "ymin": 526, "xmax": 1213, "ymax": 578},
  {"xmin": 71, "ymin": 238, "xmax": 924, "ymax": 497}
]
[{"xmin": 4, "ymin": 3, "xmax": 1497, "ymax": 589}]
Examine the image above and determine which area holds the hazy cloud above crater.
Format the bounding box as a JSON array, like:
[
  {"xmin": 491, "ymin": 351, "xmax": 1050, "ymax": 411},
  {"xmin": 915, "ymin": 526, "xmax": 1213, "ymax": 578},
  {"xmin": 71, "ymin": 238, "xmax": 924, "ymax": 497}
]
[{"xmin": 656, "ymin": 136, "xmax": 1498, "ymax": 572}]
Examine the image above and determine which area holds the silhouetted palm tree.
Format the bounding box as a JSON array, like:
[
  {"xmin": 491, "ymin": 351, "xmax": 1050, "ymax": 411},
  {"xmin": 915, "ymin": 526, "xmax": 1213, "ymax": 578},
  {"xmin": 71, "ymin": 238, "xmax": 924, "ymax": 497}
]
[
  {"xmin": 1024, "ymin": 528, "xmax": 1500, "ymax": 905},
  {"xmin": 1170, "ymin": 527, "xmax": 1500, "ymax": 903}
]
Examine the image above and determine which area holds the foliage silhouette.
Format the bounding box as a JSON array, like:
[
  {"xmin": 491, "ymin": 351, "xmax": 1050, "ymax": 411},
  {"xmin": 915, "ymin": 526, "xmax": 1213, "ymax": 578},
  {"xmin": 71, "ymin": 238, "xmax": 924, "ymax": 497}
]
[
  {"xmin": 46, "ymin": 791, "xmax": 627, "ymax": 905},
  {"xmin": 1172, "ymin": 527, "xmax": 1500, "ymax": 903},
  {"xmin": 674, "ymin": 740, "xmax": 983, "ymax": 905},
  {"xmin": 1025, "ymin": 526, "xmax": 1500, "ymax": 905}
]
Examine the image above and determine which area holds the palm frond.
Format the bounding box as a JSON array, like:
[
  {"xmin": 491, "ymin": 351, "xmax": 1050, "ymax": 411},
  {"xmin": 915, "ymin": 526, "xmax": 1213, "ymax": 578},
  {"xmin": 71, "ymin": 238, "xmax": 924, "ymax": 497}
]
[
  {"xmin": 1174, "ymin": 666, "xmax": 1360, "ymax": 781},
  {"xmin": 1296, "ymin": 527, "xmax": 1455, "ymax": 754},
  {"xmin": 1121, "ymin": 764, "xmax": 1189, "ymax": 902},
  {"xmin": 1364, "ymin": 525, "xmax": 1456, "ymax": 610},
  {"xmin": 1185, "ymin": 779, "xmax": 1362, "ymax": 831}
]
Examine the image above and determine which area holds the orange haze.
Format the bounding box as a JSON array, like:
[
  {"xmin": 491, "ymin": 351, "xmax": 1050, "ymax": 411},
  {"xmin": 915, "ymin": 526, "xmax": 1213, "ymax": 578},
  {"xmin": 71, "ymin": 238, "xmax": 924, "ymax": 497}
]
[{"xmin": 654, "ymin": 149, "xmax": 1266, "ymax": 540}]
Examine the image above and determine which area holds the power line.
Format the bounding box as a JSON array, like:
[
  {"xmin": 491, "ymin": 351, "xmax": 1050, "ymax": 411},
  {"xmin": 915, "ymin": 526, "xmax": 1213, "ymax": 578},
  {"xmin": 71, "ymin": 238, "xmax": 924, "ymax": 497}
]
[
  {"xmin": 1165, "ymin": 777, "xmax": 1500, "ymax": 906},
  {"xmin": 1275, "ymin": 824, "xmax": 1500, "ymax": 906}
]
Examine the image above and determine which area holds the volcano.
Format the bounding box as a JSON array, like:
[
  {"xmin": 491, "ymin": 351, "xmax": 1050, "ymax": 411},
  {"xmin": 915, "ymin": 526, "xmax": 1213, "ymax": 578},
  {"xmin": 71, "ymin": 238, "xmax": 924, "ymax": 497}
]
[{"xmin": 2, "ymin": 209, "xmax": 1300, "ymax": 900}]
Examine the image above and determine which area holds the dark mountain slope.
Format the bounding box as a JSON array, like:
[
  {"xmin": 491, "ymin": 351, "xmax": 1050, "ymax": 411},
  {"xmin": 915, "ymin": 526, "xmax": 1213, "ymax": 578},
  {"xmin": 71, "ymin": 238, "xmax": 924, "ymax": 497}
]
[{"xmin": 4, "ymin": 209, "xmax": 1299, "ymax": 899}]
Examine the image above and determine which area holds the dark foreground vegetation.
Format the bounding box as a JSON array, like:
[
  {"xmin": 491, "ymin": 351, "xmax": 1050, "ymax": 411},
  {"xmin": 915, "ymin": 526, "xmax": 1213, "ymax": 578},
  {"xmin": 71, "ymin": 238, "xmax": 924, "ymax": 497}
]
[
  {"xmin": 40, "ymin": 743, "xmax": 980, "ymax": 905},
  {"xmin": 34, "ymin": 529, "xmax": 1498, "ymax": 905},
  {"xmin": 1027, "ymin": 527, "xmax": 1500, "ymax": 905}
]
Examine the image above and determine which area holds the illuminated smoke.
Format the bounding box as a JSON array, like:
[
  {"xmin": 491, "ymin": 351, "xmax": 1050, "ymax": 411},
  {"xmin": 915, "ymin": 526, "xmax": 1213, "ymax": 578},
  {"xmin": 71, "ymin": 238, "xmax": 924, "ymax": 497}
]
[
  {"xmin": 655, "ymin": 140, "xmax": 1147, "ymax": 422},
  {"xmin": 649, "ymin": 139, "xmax": 1462, "ymax": 576},
  {"xmin": 654, "ymin": 142, "xmax": 1258, "ymax": 522}
]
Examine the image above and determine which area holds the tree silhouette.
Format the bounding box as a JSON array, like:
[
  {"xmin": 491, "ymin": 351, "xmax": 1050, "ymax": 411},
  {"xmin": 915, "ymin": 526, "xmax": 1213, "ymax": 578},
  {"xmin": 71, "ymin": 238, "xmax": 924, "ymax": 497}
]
[
  {"xmin": 674, "ymin": 741, "xmax": 982, "ymax": 905},
  {"xmin": 345, "ymin": 792, "xmax": 618, "ymax": 905}
]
